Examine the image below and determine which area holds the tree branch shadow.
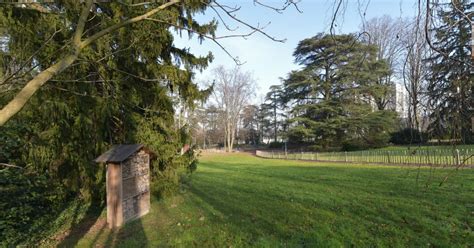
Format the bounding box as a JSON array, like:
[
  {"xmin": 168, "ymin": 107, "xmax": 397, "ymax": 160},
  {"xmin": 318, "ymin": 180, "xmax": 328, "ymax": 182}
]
[{"xmin": 57, "ymin": 203, "xmax": 104, "ymax": 248}]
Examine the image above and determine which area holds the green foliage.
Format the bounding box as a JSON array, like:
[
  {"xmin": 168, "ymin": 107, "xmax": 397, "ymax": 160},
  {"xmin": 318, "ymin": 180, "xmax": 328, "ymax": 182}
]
[
  {"xmin": 390, "ymin": 128, "xmax": 428, "ymax": 145},
  {"xmin": 241, "ymin": 105, "xmax": 261, "ymax": 145},
  {"xmin": 0, "ymin": 2, "xmax": 214, "ymax": 246},
  {"xmin": 268, "ymin": 141, "xmax": 284, "ymax": 149},
  {"xmin": 355, "ymin": 110, "xmax": 398, "ymax": 147},
  {"xmin": 282, "ymin": 34, "xmax": 395, "ymax": 148},
  {"xmin": 0, "ymin": 0, "xmax": 213, "ymax": 196},
  {"xmin": 0, "ymin": 121, "xmax": 30, "ymax": 163},
  {"xmin": 261, "ymin": 85, "xmax": 286, "ymax": 143},
  {"xmin": 0, "ymin": 168, "xmax": 67, "ymax": 246},
  {"xmin": 341, "ymin": 139, "xmax": 370, "ymax": 151},
  {"xmin": 427, "ymin": 0, "xmax": 474, "ymax": 143}
]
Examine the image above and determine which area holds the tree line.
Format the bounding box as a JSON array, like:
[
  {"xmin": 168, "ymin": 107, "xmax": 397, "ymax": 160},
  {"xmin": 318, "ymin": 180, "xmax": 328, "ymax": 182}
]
[{"xmin": 193, "ymin": 1, "xmax": 473, "ymax": 151}]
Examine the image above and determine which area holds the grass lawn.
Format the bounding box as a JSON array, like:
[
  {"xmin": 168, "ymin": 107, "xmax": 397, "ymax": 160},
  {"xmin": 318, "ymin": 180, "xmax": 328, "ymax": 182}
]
[{"xmin": 54, "ymin": 153, "xmax": 474, "ymax": 247}]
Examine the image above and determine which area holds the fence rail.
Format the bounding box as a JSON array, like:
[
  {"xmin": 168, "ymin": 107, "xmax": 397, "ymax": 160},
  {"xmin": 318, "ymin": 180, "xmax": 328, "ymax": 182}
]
[{"xmin": 255, "ymin": 148, "xmax": 474, "ymax": 167}]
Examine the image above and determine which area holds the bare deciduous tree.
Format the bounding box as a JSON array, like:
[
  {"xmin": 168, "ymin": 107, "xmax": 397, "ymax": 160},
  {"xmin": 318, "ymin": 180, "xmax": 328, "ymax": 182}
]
[
  {"xmin": 400, "ymin": 16, "xmax": 430, "ymax": 131},
  {"xmin": 362, "ymin": 15, "xmax": 405, "ymax": 110},
  {"xmin": 210, "ymin": 66, "xmax": 256, "ymax": 152}
]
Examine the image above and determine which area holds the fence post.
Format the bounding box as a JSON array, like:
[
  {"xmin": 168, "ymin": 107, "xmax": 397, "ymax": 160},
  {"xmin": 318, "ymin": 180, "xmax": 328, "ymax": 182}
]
[
  {"xmin": 315, "ymin": 152, "xmax": 318, "ymax": 161},
  {"xmin": 456, "ymin": 149, "xmax": 460, "ymax": 166},
  {"xmin": 344, "ymin": 151, "xmax": 348, "ymax": 162},
  {"xmin": 387, "ymin": 151, "xmax": 391, "ymax": 164},
  {"xmin": 404, "ymin": 150, "xmax": 407, "ymax": 164}
]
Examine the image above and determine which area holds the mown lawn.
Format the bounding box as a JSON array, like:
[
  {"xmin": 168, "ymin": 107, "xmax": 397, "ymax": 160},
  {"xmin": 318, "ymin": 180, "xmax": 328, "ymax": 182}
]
[{"xmin": 55, "ymin": 153, "xmax": 474, "ymax": 247}]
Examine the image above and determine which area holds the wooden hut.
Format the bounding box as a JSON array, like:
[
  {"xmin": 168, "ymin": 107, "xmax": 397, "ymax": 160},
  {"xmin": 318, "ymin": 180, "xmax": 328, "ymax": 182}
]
[{"xmin": 95, "ymin": 144, "xmax": 154, "ymax": 228}]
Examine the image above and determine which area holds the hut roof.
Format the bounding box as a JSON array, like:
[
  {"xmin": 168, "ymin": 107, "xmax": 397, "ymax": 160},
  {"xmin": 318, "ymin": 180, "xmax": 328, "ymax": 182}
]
[{"xmin": 94, "ymin": 144, "xmax": 145, "ymax": 163}]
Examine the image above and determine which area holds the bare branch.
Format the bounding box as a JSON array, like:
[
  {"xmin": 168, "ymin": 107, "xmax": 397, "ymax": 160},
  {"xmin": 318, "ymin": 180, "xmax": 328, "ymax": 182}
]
[
  {"xmin": 330, "ymin": 0, "xmax": 344, "ymax": 36},
  {"xmin": 0, "ymin": 163, "xmax": 23, "ymax": 169},
  {"xmin": 0, "ymin": 28, "xmax": 62, "ymax": 85},
  {"xmin": 117, "ymin": 1, "xmax": 153, "ymax": 7},
  {"xmin": 253, "ymin": 0, "xmax": 303, "ymax": 14},
  {"xmin": 47, "ymin": 85, "xmax": 88, "ymax": 96},
  {"xmin": 73, "ymin": 0, "xmax": 94, "ymax": 49},
  {"xmin": 211, "ymin": 0, "xmax": 287, "ymax": 43},
  {"xmin": 207, "ymin": 4, "xmax": 238, "ymax": 31},
  {"xmin": 0, "ymin": 0, "xmax": 182, "ymax": 126},
  {"xmin": 79, "ymin": 0, "xmax": 181, "ymax": 49}
]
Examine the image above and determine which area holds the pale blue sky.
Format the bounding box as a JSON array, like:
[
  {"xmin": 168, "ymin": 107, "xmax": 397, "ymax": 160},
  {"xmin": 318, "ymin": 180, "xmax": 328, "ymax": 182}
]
[{"xmin": 173, "ymin": 0, "xmax": 418, "ymax": 101}]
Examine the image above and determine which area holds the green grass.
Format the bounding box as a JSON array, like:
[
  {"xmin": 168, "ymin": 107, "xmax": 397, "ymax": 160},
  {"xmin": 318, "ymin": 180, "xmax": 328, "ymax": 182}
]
[{"xmin": 53, "ymin": 153, "xmax": 474, "ymax": 247}]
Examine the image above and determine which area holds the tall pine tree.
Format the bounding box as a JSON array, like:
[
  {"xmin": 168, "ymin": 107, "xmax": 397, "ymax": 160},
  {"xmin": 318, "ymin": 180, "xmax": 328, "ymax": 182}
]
[
  {"xmin": 0, "ymin": 1, "xmax": 215, "ymax": 200},
  {"xmin": 427, "ymin": 0, "xmax": 474, "ymax": 143}
]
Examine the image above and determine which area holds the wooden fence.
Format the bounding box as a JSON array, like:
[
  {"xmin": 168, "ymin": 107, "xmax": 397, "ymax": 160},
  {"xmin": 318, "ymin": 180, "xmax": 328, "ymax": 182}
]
[{"xmin": 255, "ymin": 148, "xmax": 474, "ymax": 167}]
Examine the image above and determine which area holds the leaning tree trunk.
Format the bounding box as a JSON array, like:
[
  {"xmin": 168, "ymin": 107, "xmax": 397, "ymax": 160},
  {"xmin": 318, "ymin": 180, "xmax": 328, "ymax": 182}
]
[
  {"xmin": 0, "ymin": 0, "xmax": 181, "ymax": 126},
  {"xmin": 0, "ymin": 54, "xmax": 78, "ymax": 126}
]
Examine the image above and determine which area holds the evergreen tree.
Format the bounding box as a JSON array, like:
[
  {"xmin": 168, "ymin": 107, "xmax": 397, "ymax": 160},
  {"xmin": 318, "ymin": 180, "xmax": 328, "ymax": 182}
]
[
  {"xmin": 261, "ymin": 85, "xmax": 285, "ymax": 143},
  {"xmin": 0, "ymin": 1, "xmax": 214, "ymax": 200},
  {"xmin": 0, "ymin": 0, "xmax": 217, "ymax": 125},
  {"xmin": 257, "ymin": 103, "xmax": 273, "ymax": 144},
  {"xmin": 241, "ymin": 104, "xmax": 260, "ymax": 145},
  {"xmin": 283, "ymin": 33, "xmax": 396, "ymax": 148},
  {"xmin": 427, "ymin": 0, "xmax": 474, "ymax": 143}
]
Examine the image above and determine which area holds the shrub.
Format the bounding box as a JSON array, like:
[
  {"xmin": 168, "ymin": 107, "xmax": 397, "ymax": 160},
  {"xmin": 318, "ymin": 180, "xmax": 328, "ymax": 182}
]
[
  {"xmin": 390, "ymin": 128, "xmax": 428, "ymax": 145},
  {"xmin": 268, "ymin": 141, "xmax": 284, "ymax": 149},
  {"xmin": 341, "ymin": 140, "xmax": 370, "ymax": 151},
  {"xmin": 308, "ymin": 145, "xmax": 323, "ymax": 152},
  {"xmin": 0, "ymin": 168, "xmax": 67, "ymax": 246}
]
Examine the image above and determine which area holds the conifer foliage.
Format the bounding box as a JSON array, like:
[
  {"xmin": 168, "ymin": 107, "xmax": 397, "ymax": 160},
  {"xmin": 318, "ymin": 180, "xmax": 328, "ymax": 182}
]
[
  {"xmin": 427, "ymin": 0, "xmax": 473, "ymax": 143},
  {"xmin": 283, "ymin": 33, "xmax": 397, "ymax": 149},
  {"xmin": 0, "ymin": 1, "xmax": 215, "ymax": 244}
]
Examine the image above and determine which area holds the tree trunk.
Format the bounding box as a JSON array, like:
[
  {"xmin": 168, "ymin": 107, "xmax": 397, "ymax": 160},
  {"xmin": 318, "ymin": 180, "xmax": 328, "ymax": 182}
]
[
  {"xmin": 224, "ymin": 125, "xmax": 228, "ymax": 152},
  {"xmin": 0, "ymin": 54, "xmax": 77, "ymax": 126},
  {"xmin": 227, "ymin": 122, "xmax": 233, "ymax": 152},
  {"xmin": 273, "ymin": 105, "xmax": 277, "ymax": 143},
  {"xmin": 229, "ymin": 126, "xmax": 235, "ymax": 152},
  {"xmin": 0, "ymin": 0, "xmax": 181, "ymax": 126}
]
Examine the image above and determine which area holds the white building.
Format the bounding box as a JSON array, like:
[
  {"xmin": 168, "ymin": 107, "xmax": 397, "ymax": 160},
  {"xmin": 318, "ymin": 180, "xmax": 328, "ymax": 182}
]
[{"xmin": 387, "ymin": 83, "xmax": 409, "ymax": 119}]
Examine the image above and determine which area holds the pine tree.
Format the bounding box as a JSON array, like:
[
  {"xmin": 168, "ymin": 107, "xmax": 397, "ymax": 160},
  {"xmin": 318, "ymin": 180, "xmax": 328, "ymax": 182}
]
[
  {"xmin": 427, "ymin": 0, "xmax": 474, "ymax": 143},
  {"xmin": 0, "ymin": 1, "xmax": 215, "ymax": 200},
  {"xmin": 261, "ymin": 85, "xmax": 285, "ymax": 143},
  {"xmin": 0, "ymin": 0, "xmax": 217, "ymax": 125}
]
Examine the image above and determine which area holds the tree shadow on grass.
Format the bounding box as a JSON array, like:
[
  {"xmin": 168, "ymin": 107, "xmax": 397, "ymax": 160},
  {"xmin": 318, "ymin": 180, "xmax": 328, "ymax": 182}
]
[
  {"xmin": 57, "ymin": 208, "xmax": 149, "ymax": 247},
  {"xmin": 102, "ymin": 218, "xmax": 148, "ymax": 248},
  {"xmin": 57, "ymin": 203, "xmax": 104, "ymax": 248}
]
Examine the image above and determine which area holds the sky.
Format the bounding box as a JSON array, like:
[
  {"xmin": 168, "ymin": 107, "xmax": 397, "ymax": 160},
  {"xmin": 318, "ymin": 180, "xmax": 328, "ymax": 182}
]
[{"xmin": 173, "ymin": 0, "xmax": 419, "ymax": 102}]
